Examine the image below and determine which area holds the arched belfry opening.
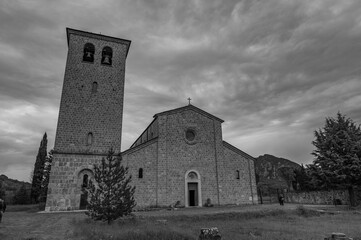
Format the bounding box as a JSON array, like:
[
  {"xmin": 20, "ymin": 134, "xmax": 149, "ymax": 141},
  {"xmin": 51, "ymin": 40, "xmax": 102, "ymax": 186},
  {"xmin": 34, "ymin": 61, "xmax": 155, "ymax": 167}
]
[
  {"xmin": 83, "ymin": 43, "xmax": 95, "ymax": 62},
  {"xmin": 184, "ymin": 170, "xmax": 202, "ymax": 207},
  {"xmin": 101, "ymin": 46, "xmax": 112, "ymax": 65},
  {"xmin": 78, "ymin": 169, "xmax": 93, "ymax": 210}
]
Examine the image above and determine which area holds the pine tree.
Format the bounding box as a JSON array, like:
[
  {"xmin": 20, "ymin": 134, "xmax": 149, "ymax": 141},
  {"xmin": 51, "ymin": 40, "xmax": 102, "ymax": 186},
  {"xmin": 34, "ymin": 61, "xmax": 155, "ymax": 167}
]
[
  {"xmin": 31, "ymin": 132, "xmax": 48, "ymax": 203},
  {"xmin": 85, "ymin": 148, "xmax": 136, "ymax": 224},
  {"xmin": 310, "ymin": 112, "xmax": 361, "ymax": 206}
]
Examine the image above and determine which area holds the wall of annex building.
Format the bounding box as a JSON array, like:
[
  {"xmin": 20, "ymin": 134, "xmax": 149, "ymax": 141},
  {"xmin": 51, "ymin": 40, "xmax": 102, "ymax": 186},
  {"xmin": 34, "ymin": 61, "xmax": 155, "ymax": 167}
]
[
  {"xmin": 219, "ymin": 145, "xmax": 258, "ymax": 205},
  {"xmin": 45, "ymin": 153, "xmax": 102, "ymax": 211},
  {"xmin": 156, "ymin": 110, "xmax": 223, "ymax": 207},
  {"xmin": 122, "ymin": 140, "xmax": 158, "ymax": 208}
]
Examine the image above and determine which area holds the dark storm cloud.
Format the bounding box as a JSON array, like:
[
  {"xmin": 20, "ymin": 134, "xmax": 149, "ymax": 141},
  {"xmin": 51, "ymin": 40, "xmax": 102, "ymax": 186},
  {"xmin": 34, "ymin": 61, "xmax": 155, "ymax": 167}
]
[{"xmin": 1, "ymin": 0, "xmax": 361, "ymax": 181}]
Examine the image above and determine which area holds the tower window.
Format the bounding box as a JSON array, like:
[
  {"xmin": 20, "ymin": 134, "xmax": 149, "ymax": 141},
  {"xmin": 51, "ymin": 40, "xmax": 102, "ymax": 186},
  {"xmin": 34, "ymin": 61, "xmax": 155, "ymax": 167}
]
[
  {"xmin": 82, "ymin": 174, "xmax": 89, "ymax": 188},
  {"xmin": 236, "ymin": 170, "xmax": 240, "ymax": 179},
  {"xmin": 92, "ymin": 82, "xmax": 98, "ymax": 93},
  {"xmin": 101, "ymin": 46, "xmax": 112, "ymax": 65},
  {"xmin": 83, "ymin": 43, "xmax": 95, "ymax": 62},
  {"xmin": 138, "ymin": 168, "xmax": 143, "ymax": 178},
  {"xmin": 86, "ymin": 132, "xmax": 93, "ymax": 145}
]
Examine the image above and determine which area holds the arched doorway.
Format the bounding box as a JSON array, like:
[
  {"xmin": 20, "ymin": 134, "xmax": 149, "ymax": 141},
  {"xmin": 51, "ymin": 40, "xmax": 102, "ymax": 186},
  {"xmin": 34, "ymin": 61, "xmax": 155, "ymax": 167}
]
[
  {"xmin": 78, "ymin": 169, "xmax": 93, "ymax": 210},
  {"xmin": 185, "ymin": 170, "xmax": 202, "ymax": 207}
]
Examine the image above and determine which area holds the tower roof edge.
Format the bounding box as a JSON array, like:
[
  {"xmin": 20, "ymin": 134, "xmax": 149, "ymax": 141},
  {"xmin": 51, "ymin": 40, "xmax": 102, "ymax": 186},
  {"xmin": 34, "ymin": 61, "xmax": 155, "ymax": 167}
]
[{"xmin": 66, "ymin": 27, "xmax": 131, "ymax": 58}]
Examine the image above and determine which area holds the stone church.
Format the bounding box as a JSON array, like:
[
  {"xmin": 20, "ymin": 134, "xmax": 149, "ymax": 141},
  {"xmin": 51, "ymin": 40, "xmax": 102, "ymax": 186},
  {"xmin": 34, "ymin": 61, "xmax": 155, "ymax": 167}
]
[{"xmin": 45, "ymin": 28, "xmax": 257, "ymax": 211}]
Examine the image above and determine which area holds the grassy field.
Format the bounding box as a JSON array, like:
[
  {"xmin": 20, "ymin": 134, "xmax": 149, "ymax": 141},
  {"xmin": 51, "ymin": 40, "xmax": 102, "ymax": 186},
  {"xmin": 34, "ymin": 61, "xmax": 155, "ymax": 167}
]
[{"xmin": 1, "ymin": 204, "xmax": 360, "ymax": 240}]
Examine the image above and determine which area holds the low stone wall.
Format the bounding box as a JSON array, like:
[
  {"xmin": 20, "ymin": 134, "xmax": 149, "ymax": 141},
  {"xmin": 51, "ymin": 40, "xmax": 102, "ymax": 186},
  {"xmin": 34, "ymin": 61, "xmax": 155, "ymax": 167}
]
[{"xmin": 285, "ymin": 190, "xmax": 349, "ymax": 205}]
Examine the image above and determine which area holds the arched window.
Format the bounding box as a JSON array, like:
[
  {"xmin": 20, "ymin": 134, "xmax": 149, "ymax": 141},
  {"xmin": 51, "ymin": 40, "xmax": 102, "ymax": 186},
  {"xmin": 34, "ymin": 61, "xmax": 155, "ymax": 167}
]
[
  {"xmin": 101, "ymin": 46, "xmax": 112, "ymax": 65},
  {"xmin": 83, "ymin": 43, "xmax": 95, "ymax": 62},
  {"xmin": 188, "ymin": 171, "xmax": 198, "ymax": 180},
  {"xmin": 138, "ymin": 168, "xmax": 143, "ymax": 178},
  {"xmin": 87, "ymin": 132, "xmax": 93, "ymax": 145},
  {"xmin": 92, "ymin": 82, "xmax": 98, "ymax": 93},
  {"xmin": 82, "ymin": 174, "xmax": 89, "ymax": 188},
  {"xmin": 236, "ymin": 170, "xmax": 240, "ymax": 179}
]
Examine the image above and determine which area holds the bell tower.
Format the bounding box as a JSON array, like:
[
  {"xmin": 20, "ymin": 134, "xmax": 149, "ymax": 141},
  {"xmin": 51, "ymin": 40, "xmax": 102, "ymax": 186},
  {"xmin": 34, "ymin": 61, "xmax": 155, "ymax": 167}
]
[{"xmin": 45, "ymin": 28, "xmax": 131, "ymax": 211}]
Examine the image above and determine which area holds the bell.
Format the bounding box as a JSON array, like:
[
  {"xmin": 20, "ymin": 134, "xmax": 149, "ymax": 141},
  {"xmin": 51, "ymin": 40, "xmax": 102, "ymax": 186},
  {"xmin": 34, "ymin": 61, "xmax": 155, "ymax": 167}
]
[
  {"xmin": 86, "ymin": 52, "xmax": 92, "ymax": 58},
  {"xmin": 103, "ymin": 55, "xmax": 110, "ymax": 64}
]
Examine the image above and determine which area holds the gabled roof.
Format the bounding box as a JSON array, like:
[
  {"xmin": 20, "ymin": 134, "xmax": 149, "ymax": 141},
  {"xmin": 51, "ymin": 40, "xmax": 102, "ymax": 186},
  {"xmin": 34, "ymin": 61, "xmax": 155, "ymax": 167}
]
[
  {"xmin": 153, "ymin": 104, "xmax": 224, "ymax": 123},
  {"xmin": 223, "ymin": 141, "xmax": 255, "ymax": 161}
]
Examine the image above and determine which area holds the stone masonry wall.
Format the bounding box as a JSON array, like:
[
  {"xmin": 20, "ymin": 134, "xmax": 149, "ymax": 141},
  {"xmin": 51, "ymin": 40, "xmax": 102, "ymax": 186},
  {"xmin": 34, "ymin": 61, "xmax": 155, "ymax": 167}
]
[
  {"xmin": 45, "ymin": 153, "xmax": 103, "ymax": 211},
  {"xmin": 285, "ymin": 190, "xmax": 349, "ymax": 205},
  {"xmin": 122, "ymin": 140, "xmax": 158, "ymax": 208},
  {"xmin": 221, "ymin": 145, "xmax": 258, "ymax": 205}
]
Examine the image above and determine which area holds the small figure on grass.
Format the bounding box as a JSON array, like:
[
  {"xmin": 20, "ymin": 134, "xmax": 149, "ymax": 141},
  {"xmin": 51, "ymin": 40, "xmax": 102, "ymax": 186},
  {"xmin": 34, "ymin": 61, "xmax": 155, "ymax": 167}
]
[
  {"xmin": 0, "ymin": 198, "xmax": 6, "ymax": 223},
  {"xmin": 84, "ymin": 148, "xmax": 136, "ymax": 224},
  {"xmin": 279, "ymin": 195, "xmax": 285, "ymax": 206}
]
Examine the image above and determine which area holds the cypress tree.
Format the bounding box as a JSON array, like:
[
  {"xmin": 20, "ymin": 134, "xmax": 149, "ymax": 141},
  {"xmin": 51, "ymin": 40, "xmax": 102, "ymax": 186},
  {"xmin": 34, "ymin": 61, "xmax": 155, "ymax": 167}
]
[
  {"xmin": 31, "ymin": 133, "xmax": 48, "ymax": 203},
  {"xmin": 85, "ymin": 148, "xmax": 136, "ymax": 224},
  {"xmin": 39, "ymin": 149, "xmax": 53, "ymax": 203}
]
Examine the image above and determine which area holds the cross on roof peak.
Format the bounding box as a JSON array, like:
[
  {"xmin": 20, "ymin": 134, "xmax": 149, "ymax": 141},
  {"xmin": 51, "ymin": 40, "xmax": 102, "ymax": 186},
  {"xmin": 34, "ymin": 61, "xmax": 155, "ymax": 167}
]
[{"xmin": 187, "ymin": 97, "xmax": 192, "ymax": 105}]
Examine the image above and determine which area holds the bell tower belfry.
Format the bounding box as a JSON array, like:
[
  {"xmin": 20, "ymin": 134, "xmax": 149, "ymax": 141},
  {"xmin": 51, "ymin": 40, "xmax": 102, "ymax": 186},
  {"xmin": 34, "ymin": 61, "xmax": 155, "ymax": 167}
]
[{"xmin": 45, "ymin": 28, "xmax": 131, "ymax": 211}]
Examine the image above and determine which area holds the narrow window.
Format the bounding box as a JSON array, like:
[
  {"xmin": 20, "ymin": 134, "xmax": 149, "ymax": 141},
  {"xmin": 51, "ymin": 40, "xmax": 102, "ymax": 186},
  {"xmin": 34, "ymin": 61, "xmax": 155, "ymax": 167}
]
[
  {"xmin": 87, "ymin": 132, "xmax": 93, "ymax": 145},
  {"xmin": 186, "ymin": 129, "xmax": 196, "ymax": 141},
  {"xmin": 101, "ymin": 46, "xmax": 112, "ymax": 65},
  {"xmin": 92, "ymin": 82, "xmax": 98, "ymax": 93},
  {"xmin": 83, "ymin": 43, "xmax": 95, "ymax": 62},
  {"xmin": 82, "ymin": 174, "xmax": 89, "ymax": 188},
  {"xmin": 236, "ymin": 170, "xmax": 240, "ymax": 179},
  {"xmin": 139, "ymin": 168, "xmax": 143, "ymax": 179}
]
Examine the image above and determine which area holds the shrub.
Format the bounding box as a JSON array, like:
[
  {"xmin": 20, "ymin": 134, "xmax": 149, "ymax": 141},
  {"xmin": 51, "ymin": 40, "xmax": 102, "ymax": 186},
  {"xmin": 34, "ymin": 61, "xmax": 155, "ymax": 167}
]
[{"xmin": 296, "ymin": 205, "xmax": 320, "ymax": 217}]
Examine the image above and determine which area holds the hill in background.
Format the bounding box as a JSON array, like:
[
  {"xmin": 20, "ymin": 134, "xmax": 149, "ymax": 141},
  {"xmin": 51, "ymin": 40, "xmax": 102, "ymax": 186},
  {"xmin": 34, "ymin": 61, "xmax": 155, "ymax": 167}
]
[
  {"xmin": 0, "ymin": 174, "xmax": 31, "ymax": 204},
  {"xmin": 255, "ymin": 154, "xmax": 300, "ymax": 191}
]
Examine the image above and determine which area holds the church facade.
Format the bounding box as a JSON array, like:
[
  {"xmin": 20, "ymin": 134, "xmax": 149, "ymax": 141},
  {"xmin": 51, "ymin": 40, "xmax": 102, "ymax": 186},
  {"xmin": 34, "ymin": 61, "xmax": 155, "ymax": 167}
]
[
  {"xmin": 123, "ymin": 105, "xmax": 257, "ymax": 207},
  {"xmin": 45, "ymin": 28, "xmax": 257, "ymax": 211}
]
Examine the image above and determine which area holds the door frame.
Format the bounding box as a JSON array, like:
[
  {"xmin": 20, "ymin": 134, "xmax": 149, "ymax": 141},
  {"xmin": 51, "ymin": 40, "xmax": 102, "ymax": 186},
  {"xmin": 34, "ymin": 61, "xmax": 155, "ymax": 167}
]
[{"xmin": 184, "ymin": 170, "xmax": 202, "ymax": 207}]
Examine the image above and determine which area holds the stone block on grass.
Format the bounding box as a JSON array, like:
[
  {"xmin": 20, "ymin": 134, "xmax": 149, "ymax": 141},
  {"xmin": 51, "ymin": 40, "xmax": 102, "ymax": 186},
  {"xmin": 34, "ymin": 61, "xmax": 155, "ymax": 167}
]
[{"xmin": 199, "ymin": 227, "xmax": 221, "ymax": 240}]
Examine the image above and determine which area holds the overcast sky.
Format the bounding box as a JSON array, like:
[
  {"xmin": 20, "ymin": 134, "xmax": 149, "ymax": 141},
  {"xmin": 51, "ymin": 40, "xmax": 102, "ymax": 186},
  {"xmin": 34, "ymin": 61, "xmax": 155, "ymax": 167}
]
[{"xmin": 1, "ymin": 0, "xmax": 361, "ymax": 182}]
